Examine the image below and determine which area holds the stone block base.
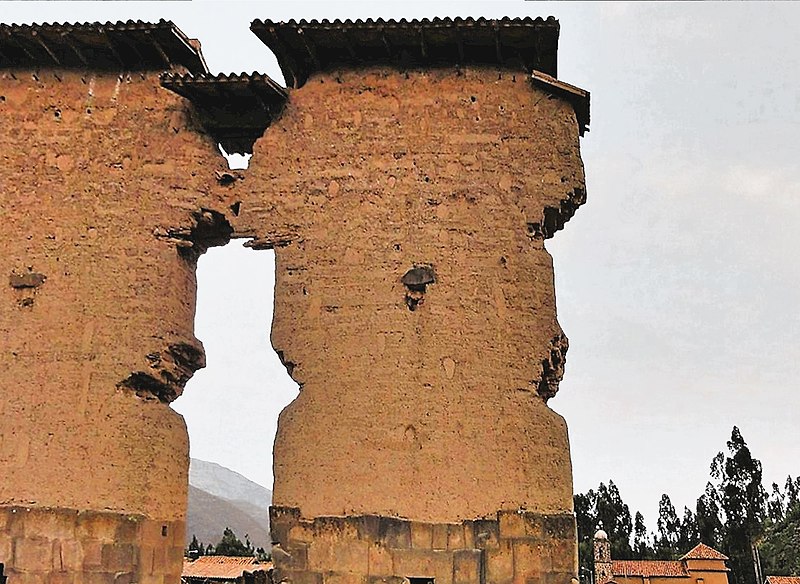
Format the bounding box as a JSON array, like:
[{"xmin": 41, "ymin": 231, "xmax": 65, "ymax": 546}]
[
  {"xmin": 270, "ymin": 507, "xmax": 577, "ymax": 584},
  {"xmin": 0, "ymin": 505, "xmax": 185, "ymax": 584}
]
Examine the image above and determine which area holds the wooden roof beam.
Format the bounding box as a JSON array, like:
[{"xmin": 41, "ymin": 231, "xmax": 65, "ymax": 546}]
[
  {"xmin": 61, "ymin": 34, "xmax": 90, "ymax": 66},
  {"xmin": 145, "ymin": 31, "xmax": 172, "ymax": 69},
  {"xmin": 31, "ymin": 31, "xmax": 61, "ymax": 66},
  {"xmin": 297, "ymin": 28, "xmax": 321, "ymax": 71},
  {"xmin": 98, "ymin": 29, "xmax": 126, "ymax": 68}
]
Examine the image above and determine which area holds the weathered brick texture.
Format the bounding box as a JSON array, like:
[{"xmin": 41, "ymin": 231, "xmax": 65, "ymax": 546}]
[
  {"xmin": 0, "ymin": 69, "xmax": 230, "ymax": 581},
  {"xmin": 1, "ymin": 37, "xmax": 586, "ymax": 584},
  {"xmin": 232, "ymin": 67, "xmax": 584, "ymax": 522}
]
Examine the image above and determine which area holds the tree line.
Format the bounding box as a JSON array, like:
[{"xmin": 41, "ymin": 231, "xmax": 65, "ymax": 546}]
[
  {"xmin": 187, "ymin": 527, "xmax": 270, "ymax": 561},
  {"xmin": 576, "ymin": 426, "xmax": 799, "ymax": 584}
]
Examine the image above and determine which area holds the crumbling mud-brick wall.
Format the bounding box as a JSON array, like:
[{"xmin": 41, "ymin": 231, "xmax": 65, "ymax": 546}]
[
  {"xmin": 0, "ymin": 16, "xmax": 590, "ymax": 584},
  {"xmin": 0, "ymin": 22, "xmax": 236, "ymax": 584},
  {"xmin": 240, "ymin": 65, "xmax": 584, "ymax": 521},
  {"xmin": 226, "ymin": 18, "xmax": 589, "ymax": 584}
]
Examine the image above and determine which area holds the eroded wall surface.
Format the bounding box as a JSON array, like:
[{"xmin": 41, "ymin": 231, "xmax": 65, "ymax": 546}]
[
  {"xmin": 0, "ymin": 69, "xmax": 230, "ymax": 583},
  {"xmin": 230, "ymin": 66, "xmax": 586, "ymax": 584},
  {"xmin": 0, "ymin": 64, "xmax": 587, "ymax": 584}
]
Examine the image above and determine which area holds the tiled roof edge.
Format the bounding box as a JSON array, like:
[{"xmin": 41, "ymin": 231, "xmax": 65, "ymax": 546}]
[
  {"xmin": 251, "ymin": 16, "xmax": 559, "ymax": 27},
  {"xmin": 1, "ymin": 19, "xmax": 174, "ymax": 32},
  {"xmin": 160, "ymin": 71, "xmax": 287, "ymax": 97},
  {"xmin": 0, "ymin": 19, "xmax": 208, "ymax": 74},
  {"xmin": 251, "ymin": 16, "xmax": 561, "ymax": 88}
]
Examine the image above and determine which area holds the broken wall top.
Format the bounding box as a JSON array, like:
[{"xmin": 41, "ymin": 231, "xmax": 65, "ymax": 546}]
[
  {"xmin": 0, "ymin": 19, "xmax": 207, "ymax": 73},
  {"xmin": 160, "ymin": 72, "xmax": 288, "ymax": 155}
]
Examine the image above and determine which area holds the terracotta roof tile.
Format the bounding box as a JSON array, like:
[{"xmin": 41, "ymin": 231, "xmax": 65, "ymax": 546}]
[
  {"xmin": 160, "ymin": 72, "xmax": 288, "ymax": 154},
  {"xmin": 766, "ymin": 577, "xmax": 800, "ymax": 584},
  {"xmin": 612, "ymin": 560, "xmax": 689, "ymax": 578},
  {"xmin": 182, "ymin": 556, "xmax": 270, "ymax": 580},
  {"xmin": 680, "ymin": 543, "xmax": 729, "ymax": 561}
]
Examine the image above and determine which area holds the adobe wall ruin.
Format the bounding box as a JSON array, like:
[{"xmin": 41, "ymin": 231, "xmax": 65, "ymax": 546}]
[
  {"xmin": 0, "ymin": 67, "xmax": 231, "ymax": 583},
  {"xmin": 0, "ymin": 17, "xmax": 589, "ymax": 584}
]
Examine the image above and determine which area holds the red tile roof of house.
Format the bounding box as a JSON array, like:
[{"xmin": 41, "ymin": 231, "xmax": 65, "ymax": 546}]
[
  {"xmin": 182, "ymin": 556, "xmax": 271, "ymax": 580},
  {"xmin": 612, "ymin": 560, "xmax": 689, "ymax": 578},
  {"xmin": 766, "ymin": 577, "xmax": 800, "ymax": 584},
  {"xmin": 680, "ymin": 543, "xmax": 729, "ymax": 561}
]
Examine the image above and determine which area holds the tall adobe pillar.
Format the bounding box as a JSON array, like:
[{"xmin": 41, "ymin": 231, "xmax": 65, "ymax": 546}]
[
  {"xmin": 0, "ymin": 21, "xmax": 233, "ymax": 584},
  {"xmin": 236, "ymin": 17, "xmax": 590, "ymax": 584}
]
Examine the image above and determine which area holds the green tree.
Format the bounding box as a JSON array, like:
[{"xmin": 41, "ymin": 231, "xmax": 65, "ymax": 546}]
[
  {"xmin": 632, "ymin": 511, "xmax": 653, "ymax": 559},
  {"xmin": 654, "ymin": 494, "xmax": 680, "ymax": 558},
  {"xmin": 574, "ymin": 480, "xmax": 638, "ymax": 583},
  {"xmin": 711, "ymin": 427, "xmax": 767, "ymax": 584},
  {"xmin": 767, "ymin": 482, "xmax": 786, "ymax": 524},
  {"xmin": 676, "ymin": 506, "xmax": 699, "ymax": 554},
  {"xmin": 696, "ymin": 481, "xmax": 724, "ymax": 549},
  {"xmin": 784, "ymin": 475, "xmax": 800, "ymax": 511},
  {"xmin": 597, "ymin": 481, "xmax": 634, "ymax": 559},
  {"xmin": 213, "ymin": 527, "xmax": 255, "ymax": 557},
  {"xmin": 187, "ymin": 534, "xmax": 206, "ymax": 558},
  {"xmin": 575, "ymin": 490, "xmax": 597, "ymax": 584},
  {"xmin": 759, "ymin": 475, "xmax": 800, "ymax": 577}
]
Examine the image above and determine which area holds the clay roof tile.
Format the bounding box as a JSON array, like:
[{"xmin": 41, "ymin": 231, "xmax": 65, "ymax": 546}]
[
  {"xmin": 182, "ymin": 556, "xmax": 271, "ymax": 580},
  {"xmin": 249, "ymin": 16, "xmax": 561, "ymax": 89},
  {"xmin": 765, "ymin": 577, "xmax": 800, "ymax": 584},
  {"xmin": 680, "ymin": 543, "xmax": 729, "ymax": 561},
  {"xmin": 612, "ymin": 560, "xmax": 689, "ymax": 578},
  {"xmin": 160, "ymin": 71, "xmax": 288, "ymax": 155}
]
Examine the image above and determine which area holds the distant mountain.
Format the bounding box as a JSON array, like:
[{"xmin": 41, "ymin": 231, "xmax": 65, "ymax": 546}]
[
  {"xmin": 186, "ymin": 459, "xmax": 272, "ymax": 550},
  {"xmin": 187, "ymin": 485, "xmax": 271, "ymax": 550},
  {"xmin": 189, "ymin": 458, "xmax": 271, "ymax": 509}
]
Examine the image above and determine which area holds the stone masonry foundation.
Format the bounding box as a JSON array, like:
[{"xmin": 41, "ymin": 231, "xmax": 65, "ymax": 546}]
[
  {"xmin": 269, "ymin": 507, "xmax": 577, "ymax": 584},
  {"xmin": 0, "ymin": 506, "xmax": 184, "ymax": 584}
]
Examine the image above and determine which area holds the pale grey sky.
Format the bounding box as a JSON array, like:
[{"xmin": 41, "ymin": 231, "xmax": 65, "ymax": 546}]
[{"xmin": 6, "ymin": 2, "xmax": 799, "ymax": 532}]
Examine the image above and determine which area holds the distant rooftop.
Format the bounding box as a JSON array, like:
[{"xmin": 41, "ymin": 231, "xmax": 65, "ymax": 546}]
[
  {"xmin": 612, "ymin": 560, "xmax": 690, "ymax": 578},
  {"xmin": 765, "ymin": 577, "xmax": 800, "ymax": 584},
  {"xmin": 680, "ymin": 543, "xmax": 729, "ymax": 561},
  {"xmin": 0, "ymin": 20, "xmax": 207, "ymax": 73},
  {"xmin": 182, "ymin": 555, "xmax": 270, "ymax": 581},
  {"xmin": 250, "ymin": 17, "xmax": 561, "ymax": 88}
]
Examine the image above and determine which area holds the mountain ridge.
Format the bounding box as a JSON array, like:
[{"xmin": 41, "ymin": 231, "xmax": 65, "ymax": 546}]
[{"xmin": 186, "ymin": 458, "xmax": 272, "ymax": 549}]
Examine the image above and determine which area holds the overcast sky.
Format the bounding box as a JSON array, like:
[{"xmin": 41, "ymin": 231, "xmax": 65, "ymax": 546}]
[{"xmin": 6, "ymin": 1, "xmax": 799, "ymax": 534}]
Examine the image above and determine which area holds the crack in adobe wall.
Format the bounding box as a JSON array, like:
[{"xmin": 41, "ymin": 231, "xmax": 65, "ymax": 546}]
[{"xmin": 536, "ymin": 332, "xmax": 569, "ymax": 401}]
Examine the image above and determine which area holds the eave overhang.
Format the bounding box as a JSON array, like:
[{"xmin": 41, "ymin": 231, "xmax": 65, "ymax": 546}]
[
  {"xmin": 250, "ymin": 17, "xmax": 561, "ymax": 89},
  {"xmin": 531, "ymin": 70, "xmax": 590, "ymax": 135},
  {"xmin": 0, "ymin": 19, "xmax": 207, "ymax": 73}
]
